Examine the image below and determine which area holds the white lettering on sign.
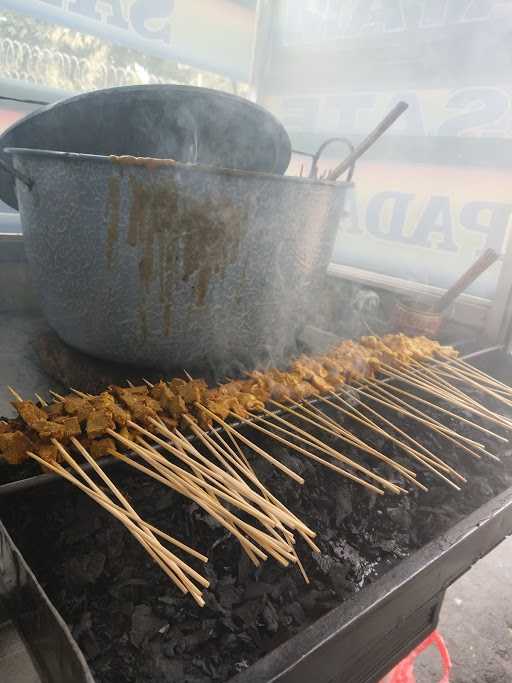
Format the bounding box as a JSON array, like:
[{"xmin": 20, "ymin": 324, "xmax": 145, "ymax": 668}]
[
  {"xmin": 39, "ymin": 0, "xmax": 173, "ymax": 44},
  {"xmin": 278, "ymin": 0, "xmax": 494, "ymax": 46},
  {"xmin": 265, "ymin": 87, "xmax": 512, "ymax": 138},
  {"xmin": 344, "ymin": 190, "xmax": 512, "ymax": 254}
]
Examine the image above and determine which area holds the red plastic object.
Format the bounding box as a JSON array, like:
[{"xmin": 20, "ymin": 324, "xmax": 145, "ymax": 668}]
[{"xmin": 379, "ymin": 631, "xmax": 451, "ymax": 683}]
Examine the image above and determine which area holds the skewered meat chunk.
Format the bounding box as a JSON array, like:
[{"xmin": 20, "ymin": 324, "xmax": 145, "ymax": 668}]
[
  {"xmin": 90, "ymin": 437, "xmax": 115, "ymax": 459},
  {"xmin": 0, "ymin": 431, "xmax": 33, "ymax": 464},
  {"xmin": 54, "ymin": 415, "xmax": 82, "ymax": 439},
  {"xmin": 111, "ymin": 404, "xmax": 129, "ymax": 427},
  {"xmin": 33, "ymin": 420, "xmax": 69, "ymax": 440},
  {"xmin": 63, "ymin": 396, "xmax": 92, "ymax": 421},
  {"xmin": 0, "ymin": 421, "xmax": 10, "ymax": 434},
  {"xmin": 38, "ymin": 443, "xmax": 60, "ymax": 464},
  {"xmin": 87, "ymin": 409, "xmax": 115, "ymax": 438},
  {"xmin": 46, "ymin": 402, "xmax": 65, "ymax": 418},
  {"xmin": 13, "ymin": 400, "xmax": 48, "ymax": 428},
  {"xmin": 115, "ymin": 387, "xmax": 160, "ymax": 424},
  {"xmin": 178, "ymin": 379, "xmax": 208, "ymax": 405}
]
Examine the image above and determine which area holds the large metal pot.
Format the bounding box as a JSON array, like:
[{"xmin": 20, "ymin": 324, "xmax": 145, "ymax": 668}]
[{"xmin": 7, "ymin": 148, "xmax": 350, "ymax": 373}]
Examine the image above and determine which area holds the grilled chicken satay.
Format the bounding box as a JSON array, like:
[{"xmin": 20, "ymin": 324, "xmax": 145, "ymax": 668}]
[{"xmin": 0, "ymin": 335, "xmax": 458, "ymax": 467}]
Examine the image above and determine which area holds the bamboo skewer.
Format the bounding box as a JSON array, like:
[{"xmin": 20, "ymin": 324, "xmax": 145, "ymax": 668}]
[
  {"xmin": 406, "ymin": 360, "xmax": 512, "ymax": 421},
  {"xmin": 376, "ymin": 372, "xmax": 507, "ymax": 445},
  {"xmin": 109, "ymin": 444, "xmax": 281, "ymax": 565},
  {"xmin": 230, "ymin": 410, "xmax": 385, "ymax": 495},
  {"xmin": 430, "ymin": 363, "xmax": 512, "ymax": 409},
  {"xmin": 275, "ymin": 396, "xmax": 419, "ymax": 480},
  {"xmin": 363, "ymin": 381, "xmax": 490, "ymax": 462},
  {"xmin": 182, "ymin": 425, "xmax": 301, "ymax": 562},
  {"xmin": 357, "ymin": 382, "xmax": 487, "ymax": 457},
  {"xmin": 293, "ymin": 394, "xmax": 433, "ymax": 478},
  {"xmin": 109, "ymin": 438, "xmax": 270, "ymax": 564},
  {"xmin": 34, "ymin": 393, "xmax": 48, "ymax": 407},
  {"xmin": 134, "ymin": 422, "xmax": 311, "ymax": 536},
  {"xmin": 68, "ymin": 437, "xmax": 207, "ymax": 562},
  {"xmin": 219, "ymin": 401, "xmax": 401, "ymax": 494},
  {"xmin": 262, "ymin": 401, "xmax": 405, "ymax": 494},
  {"xmin": 52, "ymin": 440, "xmax": 207, "ymax": 593},
  {"xmin": 27, "ymin": 450, "xmax": 204, "ymax": 602},
  {"xmin": 378, "ymin": 365, "xmax": 510, "ymax": 440},
  {"xmin": 7, "ymin": 386, "xmax": 23, "ymax": 402},
  {"xmin": 393, "ymin": 357, "xmax": 512, "ymax": 428},
  {"xmin": 193, "ymin": 405, "xmax": 305, "ymax": 485},
  {"xmin": 113, "ymin": 423, "xmax": 315, "ymax": 551},
  {"xmin": 440, "ymin": 356, "xmax": 512, "ymax": 396},
  {"xmin": 322, "ymin": 388, "xmax": 465, "ymax": 483},
  {"xmin": 306, "ymin": 392, "xmax": 460, "ymax": 491}
]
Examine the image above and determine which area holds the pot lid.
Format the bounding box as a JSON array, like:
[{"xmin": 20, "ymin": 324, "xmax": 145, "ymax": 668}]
[{"xmin": 0, "ymin": 84, "xmax": 291, "ymax": 209}]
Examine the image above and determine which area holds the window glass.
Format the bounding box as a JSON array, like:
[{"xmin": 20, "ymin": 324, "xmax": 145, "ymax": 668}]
[{"xmin": 259, "ymin": 0, "xmax": 512, "ymax": 301}]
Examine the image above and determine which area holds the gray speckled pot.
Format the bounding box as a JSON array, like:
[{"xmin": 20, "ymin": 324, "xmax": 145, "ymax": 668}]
[{"xmin": 7, "ymin": 148, "xmax": 350, "ymax": 372}]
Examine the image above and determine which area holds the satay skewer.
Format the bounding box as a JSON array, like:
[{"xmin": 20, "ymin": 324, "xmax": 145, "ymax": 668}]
[
  {"xmin": 275, "ymin": 396, "xmax": 419, "ymax": 478},
  {"xmin": 68, "ymin": 437, "xmax": 208, "ymax": 562},
  {"xmin": 199, "ymin": 402, "xmax": 401, "ymax": 494},
  {"xmin": 264, "ymin": 400, "xmax": 408, "ymax": 493},
  {"xmin": 189, "ymin": 406, "xmax": 305, "ymax": 485},
  {"xmin": 381, "ymin": 365, "xmax": 512, "ymax": 435},
  {"xmin": 387, "ymin": 357, "xmax": 512, "ymax": 426},
  {"xmin": 230, "ymin": 410, "xmax": 386, "ymax": 494},
  {"xmin": 27, "ymin": 450, "xmax": 204, "ymax": 602},
  {"xmin": 52, "ymin": 440, "xmax": 207, "ymax": 593},
  {"xmin": 296, "ymin": 394, "xmax": 460, "ymax": 490},
  {"xmin": 164, "ymin": 426, "xmax": 300, "ymax": 561},
  {"xmin": 426, "ymin": 362, "xmax": 512, "ymax": 409},
  {"xmin": 375, "ymin": 372, "xmax": 507, "ymax": 444},
  {"xmin": 108, "ymin": 445, "xmax": 282, "ymax": 565},
  {"xmin": 133, "ymin": 422, "xmax": 311, "ymax": 535},
  {"xmin": 437, "ymin": 355, "xmax": 512, "ymax": 396},
  {"xmin": 333, "ymin": 388, "xmax": 466, "ymax": 482},
  {"xmin": 112, "ymin": 425, "xmax": 312, "ymax": 549}
]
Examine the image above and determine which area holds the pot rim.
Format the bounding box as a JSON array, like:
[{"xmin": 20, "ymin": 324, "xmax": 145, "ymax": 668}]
[{"xmin": 5, "ymin": 147, "xmax": 353, "ymax": 189}]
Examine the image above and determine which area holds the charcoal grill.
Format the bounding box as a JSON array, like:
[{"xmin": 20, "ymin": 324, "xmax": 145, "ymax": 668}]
[{"xmin": 1, "ymin": 339, "xmax": 512, "ymax": 683}]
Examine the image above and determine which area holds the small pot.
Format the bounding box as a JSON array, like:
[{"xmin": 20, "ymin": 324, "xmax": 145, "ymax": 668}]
[{"xmin": 391, "ymin": 300, "xmax": 442, "ymax": 338}]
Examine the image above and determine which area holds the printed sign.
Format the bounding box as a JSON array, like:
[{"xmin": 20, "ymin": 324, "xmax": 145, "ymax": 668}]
[
  {"xmin": 264, "ymin": 86, "xmax": 512, "ymax": 140},
  {"xmin": 327, "ymin": 160, "xmax": 512, "ymax": 300},
  {"xmin": 0, "ymin": 0, "xmax": 254, "ymax": 80}
]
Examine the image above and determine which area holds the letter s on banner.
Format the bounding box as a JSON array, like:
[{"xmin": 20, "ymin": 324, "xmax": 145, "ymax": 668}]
[{"xmin": 130, "ymin": 0, "xmax": 173, "ymax": 43}]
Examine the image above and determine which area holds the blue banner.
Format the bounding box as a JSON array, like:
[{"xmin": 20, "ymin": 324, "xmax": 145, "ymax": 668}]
[{"xmin": 0, "ymin": 0, "xmax": 254, "ymax": 80}]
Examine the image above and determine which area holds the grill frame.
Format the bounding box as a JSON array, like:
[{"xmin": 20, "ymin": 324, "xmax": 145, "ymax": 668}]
[{"xmin": 1, "ymin": 345, "xmax": 512, "ymax": 682}]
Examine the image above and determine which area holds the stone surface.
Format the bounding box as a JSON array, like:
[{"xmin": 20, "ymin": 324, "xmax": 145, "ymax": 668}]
[{"xmin": 414, "ymin": 535, "xmax": 512, "ymax": 683}]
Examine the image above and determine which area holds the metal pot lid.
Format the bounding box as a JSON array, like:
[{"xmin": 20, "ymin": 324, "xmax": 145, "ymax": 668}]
[{"xmin": 0, "ymin": 84, "xmax": 291, "ymax": 209}]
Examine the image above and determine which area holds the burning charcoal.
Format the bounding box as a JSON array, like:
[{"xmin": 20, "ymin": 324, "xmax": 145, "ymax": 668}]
[
  {"xmin": 243, "ymin": 581, "xmax": 272, "ymax": 600},
  {"xmin": 217, "ymin": 580, "xmax": 243, "ymax": 610},
  {"xmin": 328, "ymin": 563, "xmax": 352, "ymax": 596},
  {"xmin": 130, "ymin": 604, "xmax": 166, "ymax": 648},
  {"xmin": 312, "ymin": 553, "xmax": 336, "ymax": 574},
  {"xmin": 139, "ymin": 642, "xmax": 184, "ymax": 683},
  {"xmin": 262, "ymin": 600, "xmax": 280, "ymax": 633},
  {"xmin": 66, "ymin": 551, "xmax": 106, "ymax": 585},
  {"xmin": 284, "ymin": 601, "xmax": 306, "ymax": 625},
  {"xmin": 335, "ymin": 488, "xmax": 353, "ymax": 524},
  {"xmin": 235, "ymin": 599, "xmax": 262, "ymax": 626}
]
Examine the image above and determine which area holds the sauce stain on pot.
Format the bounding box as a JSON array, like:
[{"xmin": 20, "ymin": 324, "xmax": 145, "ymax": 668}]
[
  {"xmin": 126, "ymin": 175, "xmax": 248, "ymax": 309},
  {"xmin": 106, "ymin": 175, "xmax": 121, "ymax": 266}
]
